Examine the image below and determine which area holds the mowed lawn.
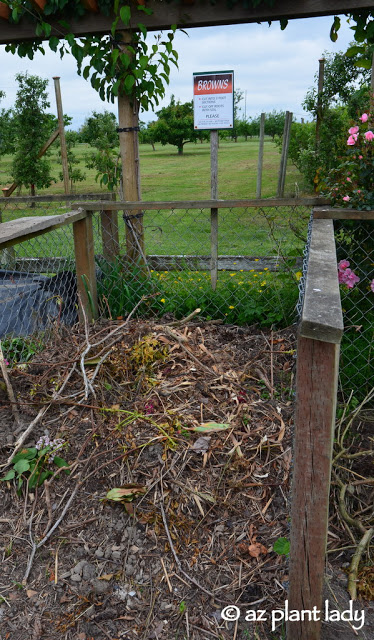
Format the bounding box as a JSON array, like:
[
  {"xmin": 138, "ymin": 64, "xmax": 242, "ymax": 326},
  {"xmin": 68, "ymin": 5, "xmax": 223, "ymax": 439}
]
[{"xmin": 0, "ymin": 138, "xmax": 309, "ymax": 257}]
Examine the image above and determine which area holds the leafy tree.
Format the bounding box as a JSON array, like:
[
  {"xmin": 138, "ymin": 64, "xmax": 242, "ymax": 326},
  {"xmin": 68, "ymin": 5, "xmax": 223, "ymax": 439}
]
[
  {"xmin": 236, "ymin": 117, "xmax": 260, "ymax": 140},
  {"xmin": 264, "ymin": 110, "xmax": 286, "ymax": 139},
  {"xmin": 0, "ymin": 92, "xmax": 15, "ymax": 156},
  {"xmin": 139, "ymin": 120, "xmax": 157, "ymax": 151},
  {"xmin": 11, "ymin": 73, "xmax": 55, "ymax": 195},
  {"xmin": 152, "ymin": 96, "xmax": 201, "ymax": 155},
  {"xmin": 79, "ymin": 110, "xmax": 118, "ymax": 149},
  {"xmin": 58, "ymin": 131, "xmax": 86, "ymax": 191}
]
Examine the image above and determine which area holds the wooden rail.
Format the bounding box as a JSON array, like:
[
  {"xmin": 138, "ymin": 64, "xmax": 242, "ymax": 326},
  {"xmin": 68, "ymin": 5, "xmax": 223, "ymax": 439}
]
[
  {"xmin": 72, "ymin": 197, "xmax": 328, "ymax": 211},
  {"xmin": 0, "ymin": 210, "xmax": 98, "ymax": 324},
  {"xmin": 288, "ymin": 217, "xmax": 343, "ymax": 640}
]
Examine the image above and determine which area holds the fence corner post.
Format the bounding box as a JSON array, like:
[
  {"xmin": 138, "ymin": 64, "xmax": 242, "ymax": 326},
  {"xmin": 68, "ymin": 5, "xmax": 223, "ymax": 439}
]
[{"xmin": 73, "ymin": 211, "xmax": 98, "ymax": 323}]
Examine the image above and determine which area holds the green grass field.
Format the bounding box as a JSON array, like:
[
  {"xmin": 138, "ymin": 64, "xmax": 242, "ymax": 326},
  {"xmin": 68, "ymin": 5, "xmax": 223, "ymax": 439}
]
[{"xmin": 0, "ymin": 137, "xmax": 304, "ymax": 200}]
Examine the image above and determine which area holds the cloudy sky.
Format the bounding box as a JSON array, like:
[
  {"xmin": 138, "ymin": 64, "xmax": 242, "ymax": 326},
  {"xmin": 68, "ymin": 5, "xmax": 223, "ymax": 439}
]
[{"xmin": 0, "ymin": 15, "xmax": 354, "ymax": 130}]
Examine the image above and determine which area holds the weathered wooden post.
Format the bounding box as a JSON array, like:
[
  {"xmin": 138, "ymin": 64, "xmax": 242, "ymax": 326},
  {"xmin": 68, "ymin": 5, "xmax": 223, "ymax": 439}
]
[
  {"xmin": 210, "ymin": 129, "xmax": 219, "ymax": 290},
  {"xmin": 117, "ymin": 31, "xmax": 144, "ymax": 265},
  {"xmin": 288, "ymin": 217, "xmax": 343, "ymax": 640},
  {"xmin": 256, "ymin": 112, "xmax": 265, "ymax": 199},
  {"xmin": 73, "ymin": 211, "xmax": 98, "ymax": 322},
  {"xmin": 53, "ymin": 77, "xmax": 70, "ymax": 195},
  {"xmin": 277, "ymin": 111, "xmax": 292, "ymax": 197}
]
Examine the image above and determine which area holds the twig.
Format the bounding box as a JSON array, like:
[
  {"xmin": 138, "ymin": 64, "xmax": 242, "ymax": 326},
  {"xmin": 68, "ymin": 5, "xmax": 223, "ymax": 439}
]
[
  {"xmin": 0, "ymin": 340, "xmax": 22, "ymax": 428},
  {"xmin": 159, "ymin": 488, "xmax": 216, "ymax": 600},
  {"xmin": 4, "ymin": 364, "xmax": 77, "ymax": 467},
  {"xmin": 168, "ymin": 308, "xmax": 201, "ymax": 327},
  {"xmin": 348, "ymin": 527, "xmax": 374, "ymax": 600}
]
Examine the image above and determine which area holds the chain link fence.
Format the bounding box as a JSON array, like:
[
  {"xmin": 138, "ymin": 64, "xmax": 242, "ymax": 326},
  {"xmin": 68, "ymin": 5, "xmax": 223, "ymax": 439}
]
[
  {"xmin": 0, "ymin": 194, "xmax": 316, "ymax": 362},
  {"xmin": 334, "ymin": 218, "xmax": 374, "ymax": 398},
  {"xmin": 297, "ymin": 212, "xmax": 373, "ymax": 398}
]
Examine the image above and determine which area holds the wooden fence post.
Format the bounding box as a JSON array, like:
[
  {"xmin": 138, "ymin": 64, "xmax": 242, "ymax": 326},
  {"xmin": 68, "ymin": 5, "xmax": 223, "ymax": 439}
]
[
  {"xmin": 53, "ymin": 77, "xmax": 70, "ymax": 195},
  {"xmin": 210, "ymin": 129, "xmax": 219, "ymax": 291},
  {"xmin": 73, "ymin": 212, "xmax": 98, "ymax": 323},
  {"xmin": 256, "ymin": 112, "xmax": 265, "ymax": 198},
  {"xmin": 100, "ymin": 210, "xmax": 120, "ymax": 262},
  {"xmin": 288, "ymin": 218, "xmax": 343, "ymax": 640},
  {"xmin": 277, "ymin": 111, "xmax": 292, "ymax": 197}
]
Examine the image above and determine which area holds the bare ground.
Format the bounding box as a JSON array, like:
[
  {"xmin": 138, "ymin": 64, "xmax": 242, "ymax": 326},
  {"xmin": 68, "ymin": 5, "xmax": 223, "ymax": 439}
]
[{"xmin": 0, "ymin": 317, "xmax": 373, "ymax": 640}]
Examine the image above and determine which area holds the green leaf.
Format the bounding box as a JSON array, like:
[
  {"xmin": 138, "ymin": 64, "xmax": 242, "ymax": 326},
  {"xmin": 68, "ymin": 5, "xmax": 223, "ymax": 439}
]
[
  {"xmin": 49, "ymin": 36, "xmax": 60, "ymax": 52},
  {"xmin": 13, "ymin": 448, "xmax": 37, "ymax": 463},
  {"xmin": 120, "ymin": 5, "xmax": 131, "ymax": 25},
  {"xmin": 1, "ymin": 470, "xmax": 16, "ymax": 481},
  {"xmin": 273, "ymin": 537, "xmax": 290, "ymax": 556},
  {"xmin": 345, "ymin": 45, "xmax": 364, "ymax": 57},
  {"xmin": 192, "ymin": 422, "xmax": 231, "ymax": 433},
  {"xmin": 355, "ymin": 57, "xmax": 372, "ymax": 69},
  {"xmin": 105, "ymin": 485, "xmax": 146, "ymax": 503},
  {"xmin": 53, "ymin": 456, "xmax": 70, "ymax": 473},
  {"xmin": 13, "ymin": 459, "xmax": 31, "ymax": 474},
  {"xmin": 124, "ymin": 74, "xmax": 135, "ymax": 93}
]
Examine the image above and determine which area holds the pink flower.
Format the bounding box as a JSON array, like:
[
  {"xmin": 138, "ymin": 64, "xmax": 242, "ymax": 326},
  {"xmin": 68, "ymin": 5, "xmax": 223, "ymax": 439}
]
[
  {"xmin": 371, "ymin": 279, "xmax": 374, "ymax": 293},
  {"xmin": 359, "ymin": 113, "xmax": 369, "ymax": 123},
  {"xmin": 359, "ymin": 155, "xmax": 363, "ymax": 159},
  {"xmin": 364, "ymin": 130, "xmax": 374, "ymax": 141},
  {"xmin": 343, "ymin": 195, "xmax": 350, "ymax": 202},
  {"xmin": 338, "ymin": 259, "xmax": 350, "ymax": 271},
  {"xmin": 347, "ymin": 177, "xmax": 352, "ymax": 182},
  {"xmin": 347, "ymin": 135, "xmax": 357, "ymax": 145},
  {"xmin": 349, "ymin": 126, "xmax": 359, "ymax": 135},
  {"xmin": 339, "ymin": 267, "xmax": 360, "ymax": 288}
]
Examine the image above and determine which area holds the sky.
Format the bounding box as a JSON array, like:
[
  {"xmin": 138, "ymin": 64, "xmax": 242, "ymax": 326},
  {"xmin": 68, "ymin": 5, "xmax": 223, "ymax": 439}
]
[{"xmin": 0, "ymin": 14, "xmax": 355, "ymax": 130}]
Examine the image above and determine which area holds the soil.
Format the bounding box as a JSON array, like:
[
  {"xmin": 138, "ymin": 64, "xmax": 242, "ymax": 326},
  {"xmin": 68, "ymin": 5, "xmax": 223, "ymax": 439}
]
[{"xmin": 0, "ymin": 318, "xmax": 373, "ymax": 640}]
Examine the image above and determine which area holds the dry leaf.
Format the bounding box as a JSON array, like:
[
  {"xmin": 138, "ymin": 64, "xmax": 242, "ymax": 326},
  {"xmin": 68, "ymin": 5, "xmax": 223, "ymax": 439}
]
[
  {"xmin": 192, "ymin": 436, "xmax": 211, "ymax": 453},
  {"xmin": 98, "ymin": 573, "xmax": 114, "ymax": 581},
  {"xmin": 248, "ymin": 543, "xmax": 268, "ymax": 558},
  {"xmin": 26, "ymin": 589, "xmax": 38, "ymax": 599}
]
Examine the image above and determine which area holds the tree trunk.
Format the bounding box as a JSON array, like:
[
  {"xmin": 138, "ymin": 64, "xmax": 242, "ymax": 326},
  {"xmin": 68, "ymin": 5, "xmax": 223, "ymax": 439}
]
[{"xmin": 178, "ymin": 145, "xmax": 183, "ymax": 155}]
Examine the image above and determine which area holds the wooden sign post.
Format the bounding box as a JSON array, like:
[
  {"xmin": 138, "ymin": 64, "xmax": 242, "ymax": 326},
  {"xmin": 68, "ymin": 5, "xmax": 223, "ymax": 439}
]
[{"xmin": 193, "ymin": 70, "xmax": 234, "ymax": 290}]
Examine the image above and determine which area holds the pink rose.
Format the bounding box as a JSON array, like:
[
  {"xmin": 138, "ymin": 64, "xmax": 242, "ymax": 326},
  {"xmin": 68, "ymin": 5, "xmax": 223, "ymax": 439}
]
[
  {"xmin": 360, "ymin": 113, "xmax": 369, "ymax": 123},
  {"xmin": 359, "ymin": 155, "xmax": 363, "ymax": 159},
  {"xmin": 338, "ymin": 260, "xmax": 350, "ymax": 271},
  {"xmin": 347, "ymin": 177, "xmax": 352, "ymax": 182},
  {"xmin": 371, "ymin": 279, "xmax": 374, "ymax": 293},
  {"xmin": 343, "ymin": 196, "xmax": 350, "ymax": 202},
  {"xmin": 349, "ymin": 126, "xmax": 359, "ymax": 135},
  {"xmin": 364, "ymin": 130, "xmax": 374, "ymax": 141},
  {"xmin": 347, "ymin": 135, "xmax": 357, "ymax": 145}
]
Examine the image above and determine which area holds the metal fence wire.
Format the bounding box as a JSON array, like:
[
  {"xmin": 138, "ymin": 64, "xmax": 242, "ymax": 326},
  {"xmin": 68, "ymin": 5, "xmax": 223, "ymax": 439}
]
[
  {"xmin": 334, "ymin": 218, "xmax": 374, "ymax": 398},
  {"xmin": 0, "ymin": 195, "xmax": 313, "ymax": 362}
]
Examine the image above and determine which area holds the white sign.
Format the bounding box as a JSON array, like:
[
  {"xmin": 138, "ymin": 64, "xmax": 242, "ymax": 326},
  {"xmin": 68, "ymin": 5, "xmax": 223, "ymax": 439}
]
[{"xmin": 193, "ymin": 70, "xmax": 234, "ymax": 130}]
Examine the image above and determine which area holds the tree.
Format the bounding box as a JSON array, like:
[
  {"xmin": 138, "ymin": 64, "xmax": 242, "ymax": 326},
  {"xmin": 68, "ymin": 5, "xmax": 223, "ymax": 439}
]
[
  {"xmin": 58, "ymin": 131, "xmax": 86, "ymax": 192},
  {"xmin": 0, "ymin": 91, "xmax": 15, "ymax": 156},
  {"xmin": 139, "ymin": 120, "xmax": 157, "ymax": 151},
  {"xmin": 11, "ymin": 73, "xmax": 55, "ymax": 195},
  {"xmin": 79, "ymin": 110, "xmax": 118, "ymax": 149},
  {"xmin": 152, "ymin": 96, "xmax": 200, "ymax": 155},
  {"xmin": 264, "ymin": 110, "xmax": 286, "ymax": 140}
]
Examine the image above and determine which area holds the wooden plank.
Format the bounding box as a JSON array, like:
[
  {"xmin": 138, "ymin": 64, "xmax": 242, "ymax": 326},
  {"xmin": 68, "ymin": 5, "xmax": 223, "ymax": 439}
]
[
  {"xmin": 0, "ymin": 192, "xmax": 115, "ymax": 204},
  {"xmin": 0, "ymin": 1, "xmax": 372, "ymax": 42},
  {"xmin": 11, "ymin": 254, "xmax": 302, "ymax": 274},
  {"xmin": 288, "ymin": 336, "xmax": 340, "ymax": 640},
  {"xmin": 100, "ymin": 210, "xmax": 120, "ymax": 262},
  {"xmin": 0, "ymin": 211, "xmax": 87, "ymax": 250},
  {"xmin": 300, "ymin": 218, "xmax": 343, "ymax": 343},
  {"xmin": 314, "ymin": 207, "xmax": 374, "ymax": 219},
  {"xmin": 73, "ymin": 197, "xmax": 329, "ymax": 212},
  {"xmin": 73, "ymin": 214, "xmax": 98, "ymax": 323},
  {"xmin": 210, "ymin": 130, "xmax": 219, "ymax": 291}
]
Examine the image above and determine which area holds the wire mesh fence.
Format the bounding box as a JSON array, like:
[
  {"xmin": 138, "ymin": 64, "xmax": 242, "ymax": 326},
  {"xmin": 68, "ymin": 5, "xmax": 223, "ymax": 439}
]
[
  {"xmin": 334, "ymin": 218, "xmax": 374, "ymax": 398},
  {"xmin": 0, "ymin": 196, "xmax": 312, "ymax": 362}
]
